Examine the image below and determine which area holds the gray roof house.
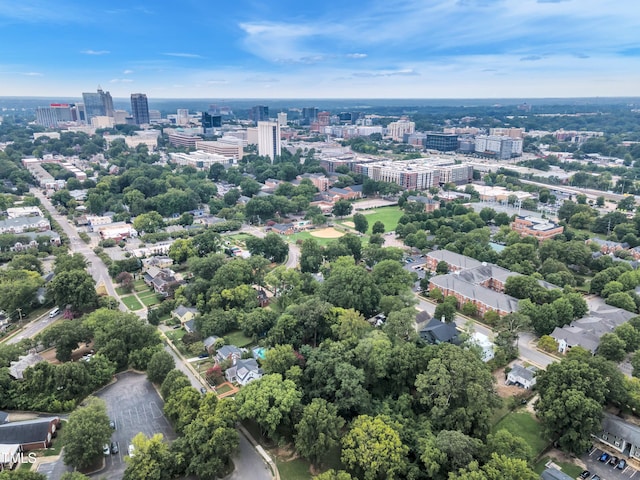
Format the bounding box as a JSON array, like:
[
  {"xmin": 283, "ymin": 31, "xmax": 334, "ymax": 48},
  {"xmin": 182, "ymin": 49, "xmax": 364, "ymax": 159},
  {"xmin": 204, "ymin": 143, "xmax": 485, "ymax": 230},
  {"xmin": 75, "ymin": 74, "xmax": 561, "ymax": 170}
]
[
  {"xmin": 540, "ymin": 468, "xmax": 574, "ymax": 480},
  {"xmin": 0, "ymin": 417, "xmax": 60, "ymax": 451},
  {"xmin": 225, "ymin": 358, "xmax": 263, "ymax": 386},
  {"xmin": 593, "ymin": 413, "xmax": 640, "ymax": 460},
  {"xmin": 215, "ymin": 345, "xmax": 243, "ymax": 364},
  {"xmin": 551, "ymin": 304, "xmax": 636, "ymax": 354},
  {"xmin": 203, "ymin": 336, "xmax": 220, "ymax": 352},
  {"xmin": 419, "ymin": 318, "xmax": 460, "ymax": 345},
  {"xmin": 507, "ymin": 363, "xmax": 538, "ymax": 389},
  {"xmin": 9, "ymin": 353, "xmax": 45, "ymax": 380}
]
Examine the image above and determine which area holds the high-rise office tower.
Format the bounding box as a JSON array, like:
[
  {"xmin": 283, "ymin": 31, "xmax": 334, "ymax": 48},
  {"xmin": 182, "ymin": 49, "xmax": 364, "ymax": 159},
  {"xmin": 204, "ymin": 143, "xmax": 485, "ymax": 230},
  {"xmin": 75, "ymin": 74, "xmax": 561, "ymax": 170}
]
[
  {"xmin": 302, "ymin": 107, "xmax": 318, "ymax": 125},
  {"xmin": 277, "ymin": 112, "xmax": 287, "ymax": 126},
  {"xmin": 130, "ymin": 93, "xmax": 150, "ymax": 125},
  {"xmin": 257, "ymin": 121, "xmax": 281, "ymax": 162},
  {"xmin": 250, "ymin": 105, "xmax": 269, "ymax": 123},
  {"xmin": 82, "ymin": 87, "xmax": 114, "ymax": 122},
  {"xmin": 202, "ymin": 112, "xmax": 222, "ymax": 130}
]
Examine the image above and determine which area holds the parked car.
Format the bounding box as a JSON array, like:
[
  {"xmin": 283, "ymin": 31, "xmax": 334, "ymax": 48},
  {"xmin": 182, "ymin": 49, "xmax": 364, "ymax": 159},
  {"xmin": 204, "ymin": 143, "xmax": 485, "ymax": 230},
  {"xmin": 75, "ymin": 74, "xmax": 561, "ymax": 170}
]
[
  {"xmin": 200, "ymin": 387, "xmax": 207, "ymax": 394},
  {"xmin": 609, "ymin": 456, "xmax": 619, "ymax": 466},
  {"xmin": 598, "ymin": 452, "xmax": 610, "ymax": 462},
  {"xmin": 103, "ymin": 444, "xmax": 110, "ymax": 455},
  {"xmin": 617, "ymin": 459, "xmax": 627, "ymax": 469},
  {"xmin": 591, "ymin": 475, "xmax": 600, "ymax": 480},
  {"xmin": 128, "ymin": 444, "xmax": 135, "ymax": 457},
  {"xmin": 109, "ymin": 420, "xmax": 116, "ymax": 429},
  {"xmin": 579, "ymin": 471, "xmax": 590, "ymax": 479},
  {"xmin": 111, "ymin": 442, "xmax": 119, "ymax": 454},
  {"xmin": 198, "ymin": 353, "xmax": 208, "ymax": 358}
]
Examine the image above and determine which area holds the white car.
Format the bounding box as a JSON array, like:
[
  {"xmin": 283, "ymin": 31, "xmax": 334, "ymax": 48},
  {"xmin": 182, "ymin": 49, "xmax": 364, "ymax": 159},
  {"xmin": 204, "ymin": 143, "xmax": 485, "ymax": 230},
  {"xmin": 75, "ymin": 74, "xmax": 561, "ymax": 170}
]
[{"xmin": 128, "ymin": 444, "xmax": 135, "ymax": 457}]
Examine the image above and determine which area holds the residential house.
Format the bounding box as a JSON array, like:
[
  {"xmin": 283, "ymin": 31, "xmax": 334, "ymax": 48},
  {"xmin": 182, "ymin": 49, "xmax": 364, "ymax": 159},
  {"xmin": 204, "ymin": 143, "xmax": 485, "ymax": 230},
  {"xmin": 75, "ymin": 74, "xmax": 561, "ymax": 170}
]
[
  {"xmin": 419, "ymin": 317, "xmax": 460, "ymax": 345},
  {"xmin": 85, "ymin": 214, "xmax": 113, "ymax": 231},
  {"xmin": 183, "ymin": 319, "xmax": 196, "ymax": 334},
  {"xmin": 0, "ymin": 417, "xmax": 60, "ymax": 451},
  {"xmin": 587, "ymin": 238, "xmax": 629, "ymax": 255},
  {"xmin": 0, "ymin": 217, "xmax": 50, "ymax": 235},
  {"xmin": 172, "ymin": 305, "xmax": 199, "ymax": 326},
  {"xmin": 424, "ymin": 250, "xmax": 482, "ymax": 273},
  {"xmin": 6, "ymin": 206, "xmax": 42, "ymax": 218},
  {"xmin": 511, "ymin": 215, "xmax": 564, "ymax": 241},
  {"xmin": 270, "ymin": 223, "xmax": 295, "ymax": 235},
  {"xmin": 0, "ymin": 443, "xmax": 21, "ymax": 470},
  {"xmin": 297, "ymin": 173, "xmax": 329, "ymax": 192},
  {"xmin": 406, "ymin": 195, "xmax": 440, "ymax": 213},
  {"xmin": 11, "ymin": 231, "xmax": 61, "ymax": 251},
  {"xmin": 203, "ymin": 336, "xmax": 220, "ymax": 354},
  {"xmin": 551, "ymin": 304, "xmax": 635, "ymax": 354},
  {"xmin": 470, "ymin": 332, "xmax": 495, "ymax": 362},
  {"xmin": 141, "ymin": 256, "xmax": 173, "ymax": 270},
  {"xmin": 215, "ymin": 345, "xmax": 243, "ymax": 364},
  {"xmin": 143, "ymin": 267, "xmax": 179, "ymax": 297},
  {"xmin": 8, "ymin": 353, "xmax": 45, "ymax": 380},
  {"xmin": 506, "ymin": 363, "xmax": 538, "ymax": 389},
  {"xmin": 593, "ymin": 413, "xmax": 640, "ymax": 460},
  {"xmin": 540, "ymin": 468, "xmax": 574, "ymax": 480},
  {"xmin": 224, "ymin": 358, "xmax": 263, "ymax": 386}
]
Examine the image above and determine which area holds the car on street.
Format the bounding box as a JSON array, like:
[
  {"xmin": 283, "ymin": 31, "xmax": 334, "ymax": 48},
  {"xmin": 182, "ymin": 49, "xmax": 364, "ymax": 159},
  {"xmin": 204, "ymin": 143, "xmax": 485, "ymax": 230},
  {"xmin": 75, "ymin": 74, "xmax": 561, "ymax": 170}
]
[
  {"xmin": 598, "ymin": 452, "xmax": 610, "ymax": 462},
  {"xmin": 111, "ymin": 442, "xmax": 119, "ymax": 454},
  {"xmin": 200, "ymin": 387, "xmax": 207, "ymax": 394},
  {"xmin": 103, "ymin": 444, "xmax": 110, "ymax": 455},
  {"xmin": 109, "ymin": 420, "xmax": 116, "ymax": 429}
]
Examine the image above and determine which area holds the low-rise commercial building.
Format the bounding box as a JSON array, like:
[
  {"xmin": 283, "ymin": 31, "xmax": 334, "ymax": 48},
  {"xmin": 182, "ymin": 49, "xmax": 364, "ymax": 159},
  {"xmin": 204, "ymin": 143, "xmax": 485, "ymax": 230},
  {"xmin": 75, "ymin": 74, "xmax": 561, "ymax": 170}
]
[{"xmin": 511, "ymin": 215, "xmax": 564, "ymax": 241}]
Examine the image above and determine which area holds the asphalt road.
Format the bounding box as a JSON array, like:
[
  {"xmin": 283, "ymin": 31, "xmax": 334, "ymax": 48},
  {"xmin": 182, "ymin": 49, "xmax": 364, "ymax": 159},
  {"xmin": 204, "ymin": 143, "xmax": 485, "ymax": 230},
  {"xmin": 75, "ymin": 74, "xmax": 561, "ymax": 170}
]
[
  {"xmin": 31, "ymin": 188, "xmax": 127, "ymax": 312},
  {"xmin": 5, "ymin": 310, "xmax": 61, "ymax": 345},
  {"xmin": 413, "ymin": 295, "xmax": 557, "ymax": 368},
  {"xmin": 228, "ymin": 433, "xmax": 272, "ymax": 480}
]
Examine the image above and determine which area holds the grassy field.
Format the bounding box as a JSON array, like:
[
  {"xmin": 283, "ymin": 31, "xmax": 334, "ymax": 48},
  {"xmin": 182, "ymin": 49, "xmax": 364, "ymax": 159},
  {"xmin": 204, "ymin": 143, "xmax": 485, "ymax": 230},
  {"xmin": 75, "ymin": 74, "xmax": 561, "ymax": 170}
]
[
  {"xmin": 134, "ymin": 280, "xmax": 149, "ymax": 292},
  {"xmin": 276, "ymin": 458, "xmax": 312, "ymax": 480},
  {"xmin": 287, "ymin": 231, "xmax": 342, "ymax": 246},
  {"xmin": 224, "ymin": 330, "xmax": 253, "ymax": 348},
  {"xmin": 216, "ymin": 383, "xmax": 234, "ymax": 395},
  {"xmin": 121, "ymin": 295, "xmax": 143, "ymax": 311},
  {"xmin": 494, "ymin": 411, "xmax": 550, "ymax": 458},
  {"xmin": 224, "ymin": 233, "xmax": 255, "ymax": 246},
  {"xmin": 339, "ymin": 206, "xmax": 403, "ymax": 233},
  {"xmin": 166, "ymin": 329, "xmax": 186, "ymax": 342},
  {"xmin": 140, "ymin": 295, "xmax": 160, "ymax": 307},
  {"xmin": 533, "ymin": 457, "xmax": 583, "ymax": 477}
]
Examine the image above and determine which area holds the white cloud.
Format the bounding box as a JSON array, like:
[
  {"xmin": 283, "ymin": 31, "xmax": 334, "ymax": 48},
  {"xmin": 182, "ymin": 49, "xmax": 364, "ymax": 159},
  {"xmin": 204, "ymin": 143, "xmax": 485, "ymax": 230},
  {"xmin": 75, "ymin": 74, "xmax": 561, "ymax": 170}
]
[
  {"xmin": 163, "ymin": 52, "xmax": 203, "ymax": 58},
  {"xmin": 109, "ymin": 78, "xmax": 133, "ymax": 83},
  {"xmin": 81, "ymin": 49, "xmax": 110, "ymax": 55},
  {"xmin": 123, "ymin": 69, "xmax": 134, "ymax": 74},
  {"xmin": 346, "ymin": 53, "xmax": 367, "ymax": 59}
]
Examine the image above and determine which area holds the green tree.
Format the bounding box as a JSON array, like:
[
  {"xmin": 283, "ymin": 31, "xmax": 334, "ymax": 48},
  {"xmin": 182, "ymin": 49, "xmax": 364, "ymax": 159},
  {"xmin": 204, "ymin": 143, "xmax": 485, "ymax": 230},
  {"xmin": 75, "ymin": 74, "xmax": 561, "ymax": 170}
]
[
  {"xmin": 538, "ymin": 335, "xmax": 559, "ymax": 353},
  {"xmin": 146, "ymin": 351, "xmax": 175, "ymax": 384},
  {"xmin": 371, "ymin": 221, "xmax": 385, "ymax": 234},
  {"xmin": 262, "ymin": 344, "xmax": 298, "ymax": 376},
  {"xmin": 300, "ymin": 238, "xmax": 323, "ymax": 273},
  {"xmin": 319, "ymin": 259, "xmax": 381, "ymax": 318},
  {"xmin": 123, "ymin": 433, "xmax": 172, "ymax": 480},
  {"xmin": 38, "ymin": 320, "xmax": 92, "ymax": 362},
  {"xmin": 164, "ymin": 386, "xmax": 202, "ymax": 433},
  {"xmin": 371, "ymin": 259, "xmax": 415, "ymax": 296},
  {"xmin": 314, "ymin": 471, "xmax": 353, "ymax": 480},
  {"xmin": 333, "ymin": 200, "xmax": 352, "ymax": 218},
  {"xmin": 435, "ymin": 260, "xmax": 449, "ymax": 275},
  {"xmin": 54, "ymin": 253, "xmax": 88, "ymax": 274},
  {"xmin": 353, "ymin": 213, "xmax": 368, "ymax": 234},
  {"xmin": 415, "ymin": 343, "xmax": 499, "ymax": 437},
  {"xmin": 341, "ymin": 415, "xmax": 408, "ymax": 480},
  {"xmin": 63, "ymin": 397, "xmax": 112, "ymax": 470},
  {"xmin": 614, "ymin": 323, "xmax": 640, "ymax": 352},
  {"xmin": 606, "ymin": 292, "xmax": 637, "ymax": 312},
  {"xmin": 434, "ymin": 296, "xmax": 457, "ymax": 323},
  {"xmin": 597, "ymin": 333, "xmax": 627, "ymax": 362},
  {"xmin": 132, "ymin": 211, "xmax": 164, "ymax": 234},
  {"xmin": 160, "ymin": 369, "xmax": 192, "ymax": 400},
  {"xmin": 168, "ymin": 238, "xmax": 196, "ymax": 264},
  {"xmin": 236, "ymin": 373, "xmax": 302, "ymax": 440},
  {"xmin": 485, "ymin": 429, "xmax": 532, "ymax": 462},
  {"xmin": 48, "ymin": 269, "xmax": 98, "ymax": 313},
  {"xmin": 295, "ymin": 398, "xmax": 345, "ymax": 467},
  {"xmin": 449, "ymin": 453, "xmax": 538, "ymax": 480}
]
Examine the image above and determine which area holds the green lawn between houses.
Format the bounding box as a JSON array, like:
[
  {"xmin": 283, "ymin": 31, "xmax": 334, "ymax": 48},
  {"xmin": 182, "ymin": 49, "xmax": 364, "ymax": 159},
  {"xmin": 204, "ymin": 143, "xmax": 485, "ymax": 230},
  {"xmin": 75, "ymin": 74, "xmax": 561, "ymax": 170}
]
[
  {"xmin": 493, "ymin": 411, "xmax": 550, "ymax": 458},
  {"xmin": 121, "ymin": 295, "xmax": 143, "ymax": 311},
  {"xmin": 223, "ymin": 330, "xmax": 253, "ymax": 348}
]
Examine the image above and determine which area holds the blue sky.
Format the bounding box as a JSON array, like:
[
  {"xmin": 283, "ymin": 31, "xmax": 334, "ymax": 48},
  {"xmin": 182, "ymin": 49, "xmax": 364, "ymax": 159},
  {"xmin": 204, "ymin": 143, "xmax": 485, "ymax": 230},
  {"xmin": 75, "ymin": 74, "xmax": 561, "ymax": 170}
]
[{"xmin": 0, "ymin": 0, "xmax": 638, "ymax": 98}]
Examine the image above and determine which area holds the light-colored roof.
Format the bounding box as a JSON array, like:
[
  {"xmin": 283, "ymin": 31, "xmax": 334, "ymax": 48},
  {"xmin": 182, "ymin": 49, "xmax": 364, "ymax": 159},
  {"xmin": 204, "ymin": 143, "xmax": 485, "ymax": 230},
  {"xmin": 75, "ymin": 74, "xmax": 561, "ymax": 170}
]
[
  {"xmin": 508, "ymin": 363, "xmax": 538, "ymax": 383},
  {"xmin": 430, "ymin": 274, "xmax": 520, "ymax": 313},
  {"xmin": 8, "ymin": 353, "xmax": 45, "ymax": 380},
  {"xmin": 601, "ymin": 413, "xmax": 640, "ymax": 447},
  {"xmin": 426, "ymin": 250, "xmax": 482, "ymax": 270},
  {"xmin": 173, "ymin": 305, "xmax": 198, "ymax": 318}
]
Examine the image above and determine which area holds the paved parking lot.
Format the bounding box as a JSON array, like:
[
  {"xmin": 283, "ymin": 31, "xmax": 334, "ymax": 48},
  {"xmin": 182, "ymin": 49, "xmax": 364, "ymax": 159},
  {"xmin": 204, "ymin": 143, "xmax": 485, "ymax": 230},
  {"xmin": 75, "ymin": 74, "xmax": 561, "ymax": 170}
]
[
  {"xmin": 583, "ymin": 446, "xmax": 639, "ymax": 480},
  {"xmin": 94, "ymin": 371, "xmax": 176, "ymax": 480}
]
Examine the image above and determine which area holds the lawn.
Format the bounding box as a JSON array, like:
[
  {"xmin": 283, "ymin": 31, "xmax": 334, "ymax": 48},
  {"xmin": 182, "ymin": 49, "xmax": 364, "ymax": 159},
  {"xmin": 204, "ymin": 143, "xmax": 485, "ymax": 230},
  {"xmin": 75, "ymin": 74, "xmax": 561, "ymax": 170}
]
[
  {"xmin": 224, "ymin": 233, "xmax": 255, "ymax": 246},
  {"xmin": 134, "ymin": 280, "xmax": 149, "ymax": 293},
  {"xmin": 287, "ymin": 231, "xmax": 340, "ymax": 247},
  {"xmin": 121, "ymin": 295, "xmax": 143, "ymax": 311},
  {"xmin": 216, "ymin": 384, "xmax": 234, "ymax": 395},
  {"xmin": 493, "ymin": 411, "xmax": 550, "ymax": 458},
  {"xmin": 166, "ymin": 329, "xmax": 186, "ymax": 342},
  {"xmin": 276, "ymin": 457, "xmax": 312, "ymax": 480},
  {"xmin": 224, "ymin": 330, "xmax": 253, "ymax": 348},
  {"xmin": 140, "ymin": 295, "xmax": 161, "ymax": 307},
  {"xmin": 533, "ymin": 457, "xmax": 583, "ymax": 477},
  {"xmin": 339, "ymin": 206, "xmax": 404, "ymax": 234}
]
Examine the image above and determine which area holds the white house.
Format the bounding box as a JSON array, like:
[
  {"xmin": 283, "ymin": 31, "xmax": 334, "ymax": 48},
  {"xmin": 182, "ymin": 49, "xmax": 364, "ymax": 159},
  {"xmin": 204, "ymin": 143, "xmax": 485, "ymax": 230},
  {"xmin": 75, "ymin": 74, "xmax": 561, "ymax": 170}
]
[
  {"xmin": 506, "ymin": 363, "xmax": 538, "ymax": 389},
  {"xmin": 470, "ymin": 332, "xmax": 495, "ymax": 362},
  {"xmin": 225, "ymin": 358, "xmax": 262, "ymax": 386}
]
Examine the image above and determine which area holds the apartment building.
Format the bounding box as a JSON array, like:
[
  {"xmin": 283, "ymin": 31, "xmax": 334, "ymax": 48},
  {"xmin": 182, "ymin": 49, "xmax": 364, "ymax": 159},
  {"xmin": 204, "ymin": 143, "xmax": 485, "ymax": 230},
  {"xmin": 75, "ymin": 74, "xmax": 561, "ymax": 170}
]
[
  {"xmin": 511, "ymin": 215, "xmax": 564, "ymax": 241},
  {"xmin": 169, "ymin": 151, "xmax": 234, "ymax": 170}
]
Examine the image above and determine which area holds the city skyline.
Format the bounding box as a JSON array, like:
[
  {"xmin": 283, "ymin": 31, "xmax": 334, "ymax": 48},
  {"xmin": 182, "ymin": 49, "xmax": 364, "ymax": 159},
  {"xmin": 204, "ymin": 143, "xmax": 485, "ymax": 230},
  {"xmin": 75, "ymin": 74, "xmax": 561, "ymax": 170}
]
[{"xmin": 0, "ymin": 0, "xmax": 638, "ymax": 99}]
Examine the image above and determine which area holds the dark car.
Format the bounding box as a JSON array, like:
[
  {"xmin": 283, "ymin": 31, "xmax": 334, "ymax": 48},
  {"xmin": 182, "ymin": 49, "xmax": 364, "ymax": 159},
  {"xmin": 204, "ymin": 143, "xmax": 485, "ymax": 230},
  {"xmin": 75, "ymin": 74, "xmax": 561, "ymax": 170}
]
[
  {"xmin": 598, "ymin": 452, "xmax": 610, "ymax": 462},
  {"xmin": 610, "ymin": 456, "xmax": 619, "ymax": 465},
  {"xmin": 198, "ymin": 353, "xmax": 208, "ymax": 358},
  {"xmin": 617, "ymin": 459, "xmax": 627, "ymax": 469},
  {"xmin": 591, "ymin": 475, "xmax": 601, "ymax": 480},
  {"xmin": 200, "ymin": 387, "xmax": 207, "ymax": 394},
  {"xmin": 579, "ymin": 471, "xmax": 590, "ymax": 479},
  {"xmin": 111, "ymin": 442, "xmax": 119, "ymax": 454}
]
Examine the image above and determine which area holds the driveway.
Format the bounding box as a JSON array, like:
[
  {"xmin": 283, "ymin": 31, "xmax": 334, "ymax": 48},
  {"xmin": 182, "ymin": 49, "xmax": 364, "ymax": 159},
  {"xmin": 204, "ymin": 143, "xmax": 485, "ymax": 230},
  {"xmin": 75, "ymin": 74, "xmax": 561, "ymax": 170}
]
[
  {"xmin": 584, "ymin": 446, "xmax": 639, "ymax": 480},
  {"xmin": 92, "ymin": 371, "xmax": 176, "ymax": 480}
]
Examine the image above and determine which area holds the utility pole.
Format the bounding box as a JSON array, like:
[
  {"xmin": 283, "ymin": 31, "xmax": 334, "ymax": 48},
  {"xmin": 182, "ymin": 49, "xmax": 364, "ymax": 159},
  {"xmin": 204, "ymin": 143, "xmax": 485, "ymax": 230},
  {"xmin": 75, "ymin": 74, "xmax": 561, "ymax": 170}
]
[{"xmin": 16, "ymin": 308, "xmax": 23, "ymax": 324}]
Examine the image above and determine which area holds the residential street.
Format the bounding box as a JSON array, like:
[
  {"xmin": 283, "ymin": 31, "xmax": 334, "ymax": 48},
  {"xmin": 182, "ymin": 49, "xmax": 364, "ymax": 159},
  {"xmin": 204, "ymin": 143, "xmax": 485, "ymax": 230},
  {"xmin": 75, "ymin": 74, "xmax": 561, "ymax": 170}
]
[
  {"xmin": 5, "ymin": 310, "xmax": 61, "ymax": 345},
  {"xmin": 414, "ymin": 294, "xmax": 557, "ymax": 368}
]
